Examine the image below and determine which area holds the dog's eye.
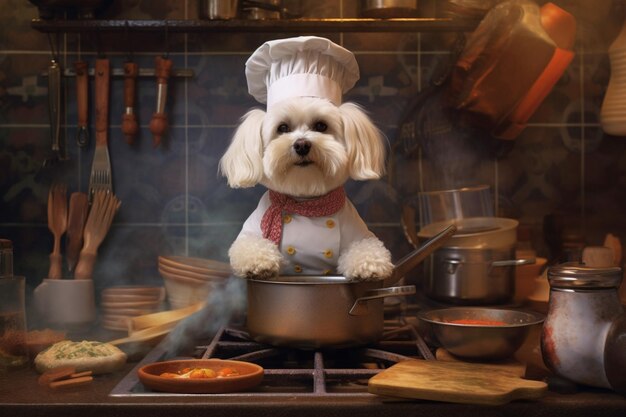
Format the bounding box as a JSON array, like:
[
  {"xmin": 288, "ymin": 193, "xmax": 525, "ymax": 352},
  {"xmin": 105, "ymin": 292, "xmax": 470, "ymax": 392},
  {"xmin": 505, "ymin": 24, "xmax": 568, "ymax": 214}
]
[
  {"xmin": 277, "ymin": 123, "xmax": 290, "ymax": 134},
  {"xmin": 313, "ymin": 121, "xmax": 328, "ymax": 132}
]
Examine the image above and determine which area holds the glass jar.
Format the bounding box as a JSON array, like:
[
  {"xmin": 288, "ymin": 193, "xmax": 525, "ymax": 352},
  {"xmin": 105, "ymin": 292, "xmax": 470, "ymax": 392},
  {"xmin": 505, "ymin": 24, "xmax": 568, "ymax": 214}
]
[{"xmin": 541, "ymin": 263, "xmax": 624, "ymax": 388}]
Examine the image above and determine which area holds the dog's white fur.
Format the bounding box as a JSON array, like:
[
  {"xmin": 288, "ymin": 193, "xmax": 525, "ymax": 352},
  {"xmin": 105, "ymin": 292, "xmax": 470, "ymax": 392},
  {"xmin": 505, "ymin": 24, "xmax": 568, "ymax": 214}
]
[{"xmin": 220, "ymin": 97, "xmax": 393, "ymax": 281}]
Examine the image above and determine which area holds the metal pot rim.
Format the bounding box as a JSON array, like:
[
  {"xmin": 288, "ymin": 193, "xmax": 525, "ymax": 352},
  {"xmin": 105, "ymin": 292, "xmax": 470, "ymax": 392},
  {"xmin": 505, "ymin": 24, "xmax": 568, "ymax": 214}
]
[
  {"xmin": 248, "ymin": 275, "xmax": 361, "ymax": 285},
  {"xmin": 433, "ymin": 245, "xmax": 514, "ymax": 252},
  {"xmin": 418, "ymin": 184, "xmax": 490, "ymax": 196},
  {"xmin": 418, "ymin": 307, "xmax": 545, "ymax": 328},
  {"xmin": 418, "ymin": 217, "xmax": 518, "ymax": 240}
]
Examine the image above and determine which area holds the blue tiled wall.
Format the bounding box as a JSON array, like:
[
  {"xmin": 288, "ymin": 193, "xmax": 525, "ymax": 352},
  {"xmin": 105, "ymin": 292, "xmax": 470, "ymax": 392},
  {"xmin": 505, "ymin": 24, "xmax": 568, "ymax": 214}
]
[{"xmin": 1, "ymin": 0, "xmax": 626, "ymax": 297}]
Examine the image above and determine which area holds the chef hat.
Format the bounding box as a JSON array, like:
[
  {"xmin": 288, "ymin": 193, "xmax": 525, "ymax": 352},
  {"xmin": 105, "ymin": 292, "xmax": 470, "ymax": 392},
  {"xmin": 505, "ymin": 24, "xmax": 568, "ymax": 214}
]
[{"xmin": 245, "ymin": 36, "xmax": 360, "ymax": 109}]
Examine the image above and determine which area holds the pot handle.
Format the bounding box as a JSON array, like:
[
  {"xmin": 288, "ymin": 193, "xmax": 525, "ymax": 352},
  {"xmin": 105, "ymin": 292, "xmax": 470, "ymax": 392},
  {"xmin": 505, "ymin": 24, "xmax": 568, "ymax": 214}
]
[
  {"xmin": 492, "ymin": 258, "xmax": 536, "ymax": 267},
  {"xmin": 442, "ymin": 257, "xmax": 536, "ymax": 273},
  {"xmin": 384, "ymin": 224, "xmax": 457, "ymax": 287},
  {"xmin": 349, "ymin": 285, "xmax": 415, "ymax": 316}
]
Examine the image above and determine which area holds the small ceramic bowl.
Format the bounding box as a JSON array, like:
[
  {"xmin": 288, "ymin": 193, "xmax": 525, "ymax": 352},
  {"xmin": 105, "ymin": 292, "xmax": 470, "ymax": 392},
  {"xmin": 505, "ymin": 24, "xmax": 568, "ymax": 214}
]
[
  {"xmin": 138, "ymin": 359, "xmax": 263, "ymax": 394},
  {"xmin": 419, "ymin": 307, "xmax": 545, "ymax": 360}
]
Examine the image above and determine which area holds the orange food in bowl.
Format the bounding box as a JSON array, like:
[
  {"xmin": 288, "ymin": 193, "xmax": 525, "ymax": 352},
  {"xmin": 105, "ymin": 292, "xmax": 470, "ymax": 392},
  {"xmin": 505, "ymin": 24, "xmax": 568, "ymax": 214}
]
[
  {"xmin": 139, "ymin": 359, "xmax": 263, "ymax": 393},
  {"xmin": 159, "ymin": 366, "xmax": 240, "ymax": 379}
]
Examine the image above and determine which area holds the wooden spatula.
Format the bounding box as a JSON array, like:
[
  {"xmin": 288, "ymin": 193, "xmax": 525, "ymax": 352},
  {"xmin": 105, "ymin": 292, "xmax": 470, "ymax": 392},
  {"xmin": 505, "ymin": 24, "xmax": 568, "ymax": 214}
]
[
  {"xmin": 47, "ymin": 183, "xmax": 67, "ymax": 279},
  {"xmin": 74, "ymin": 191, "xmax": 121, "ymax": 280},
  {"xmin": 66, "ymin": 192, "xmax": 89, "ymax": 273}
]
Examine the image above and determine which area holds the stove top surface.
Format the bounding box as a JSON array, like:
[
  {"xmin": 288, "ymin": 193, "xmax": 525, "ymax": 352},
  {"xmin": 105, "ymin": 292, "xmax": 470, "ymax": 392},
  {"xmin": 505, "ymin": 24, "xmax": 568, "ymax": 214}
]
[{"xmin": 110, "ymin": 304, "xmax": 433, "ymax": 399}]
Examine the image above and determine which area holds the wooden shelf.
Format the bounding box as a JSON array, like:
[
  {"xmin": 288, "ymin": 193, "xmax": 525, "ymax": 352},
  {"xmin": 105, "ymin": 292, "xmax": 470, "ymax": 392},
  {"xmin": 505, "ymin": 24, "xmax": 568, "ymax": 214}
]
[{"xmin": 31, "ymin": 17, "xmax": 479, "ymax": 34}]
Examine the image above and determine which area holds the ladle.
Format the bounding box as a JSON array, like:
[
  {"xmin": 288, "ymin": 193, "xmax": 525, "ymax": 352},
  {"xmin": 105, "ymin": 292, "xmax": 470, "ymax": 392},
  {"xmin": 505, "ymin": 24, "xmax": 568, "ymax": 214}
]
[{"xmin": 384, "ymin": 223, "xmax": 457, "ymax": 286}]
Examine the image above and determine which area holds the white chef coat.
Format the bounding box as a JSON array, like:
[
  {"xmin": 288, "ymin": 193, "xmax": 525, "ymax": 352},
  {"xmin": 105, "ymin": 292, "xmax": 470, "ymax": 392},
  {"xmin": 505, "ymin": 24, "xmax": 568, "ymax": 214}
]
[{"xmin": 237, "ymin": 191, "xmax": 375, "ymax": 275}]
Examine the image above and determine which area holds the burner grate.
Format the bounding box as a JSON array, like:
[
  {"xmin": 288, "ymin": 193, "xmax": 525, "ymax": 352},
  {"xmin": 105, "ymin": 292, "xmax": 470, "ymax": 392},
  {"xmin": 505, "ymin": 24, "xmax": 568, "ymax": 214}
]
[{"xmin": 110, "ymin": 309, "xmax": 433, "ymax": 399}]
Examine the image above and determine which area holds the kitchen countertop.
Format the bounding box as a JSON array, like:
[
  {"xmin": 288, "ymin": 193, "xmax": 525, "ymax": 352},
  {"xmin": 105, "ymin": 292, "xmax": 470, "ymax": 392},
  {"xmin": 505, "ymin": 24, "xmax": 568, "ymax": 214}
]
[
  {"xmin": 1, "ymin": 317, "xmax": 624, "ymax": 416},
  {"xmin": 1, "ymin": 360, "xmax": 625, "ymax": 417}
]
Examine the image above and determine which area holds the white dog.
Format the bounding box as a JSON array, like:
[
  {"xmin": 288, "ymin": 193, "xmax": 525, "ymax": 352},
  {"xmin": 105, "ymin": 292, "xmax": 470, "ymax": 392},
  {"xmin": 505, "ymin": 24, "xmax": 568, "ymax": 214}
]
[{"xmin": 219, "ymin": 96, "xmax": 393, "ymax": 281}]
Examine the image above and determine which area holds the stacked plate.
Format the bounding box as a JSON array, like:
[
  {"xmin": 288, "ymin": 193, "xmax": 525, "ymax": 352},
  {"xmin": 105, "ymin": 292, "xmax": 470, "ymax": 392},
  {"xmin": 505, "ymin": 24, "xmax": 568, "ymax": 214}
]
[
  {"xmin": 158, "ymin": 256, "xmax": 231, "ymax": 309},
  {"xmin": 100, "ymin": 286, "xmax": 166, "ymax": 331}
]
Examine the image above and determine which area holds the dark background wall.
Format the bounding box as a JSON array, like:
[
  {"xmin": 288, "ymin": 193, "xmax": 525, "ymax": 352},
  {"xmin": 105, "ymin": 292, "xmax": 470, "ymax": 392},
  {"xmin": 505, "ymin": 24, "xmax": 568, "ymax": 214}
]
[{"xmin": 1, "ymin": 0, "xmax": 625, "ymax": 298}]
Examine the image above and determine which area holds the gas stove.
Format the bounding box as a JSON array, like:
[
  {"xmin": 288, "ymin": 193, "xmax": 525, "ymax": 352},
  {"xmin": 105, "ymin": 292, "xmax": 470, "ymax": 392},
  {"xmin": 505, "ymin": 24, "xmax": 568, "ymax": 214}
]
[{"xmin": 110, "ymin": 303, "xmax": 434, "ymax": 399}]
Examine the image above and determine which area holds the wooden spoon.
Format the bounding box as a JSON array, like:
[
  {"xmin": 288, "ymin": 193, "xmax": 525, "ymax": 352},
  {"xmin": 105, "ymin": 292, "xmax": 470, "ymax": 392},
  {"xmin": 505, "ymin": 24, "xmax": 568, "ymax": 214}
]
[
  {"xmin": 47, "ymin": 183, "xmax": 67, "ymax": 279},
  {"xmin": 74, "ymin": 191, "xmax": 121, "ymax": 280},
  {"xmin": 65, "ymin": 192, "xmax": 89, "ymax": 273}
]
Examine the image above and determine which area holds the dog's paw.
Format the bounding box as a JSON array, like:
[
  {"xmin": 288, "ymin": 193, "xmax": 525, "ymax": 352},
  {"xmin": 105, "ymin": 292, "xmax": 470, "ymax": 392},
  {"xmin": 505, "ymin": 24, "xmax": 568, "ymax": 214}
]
[
  {"xmin": 337, "ymin": 237, "xmax": 393, "ymax": 282},
  {"xmin": 228, "ymin": 235, "xmax": 283, "ymax": 279}
]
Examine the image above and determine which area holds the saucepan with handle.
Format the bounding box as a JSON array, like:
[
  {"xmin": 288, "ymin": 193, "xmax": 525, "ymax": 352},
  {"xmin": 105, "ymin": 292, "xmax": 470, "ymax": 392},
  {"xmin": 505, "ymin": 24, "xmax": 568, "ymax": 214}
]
[{"xmin": 246, "ymin": 225, "xmax": 456, "ymax": 349}]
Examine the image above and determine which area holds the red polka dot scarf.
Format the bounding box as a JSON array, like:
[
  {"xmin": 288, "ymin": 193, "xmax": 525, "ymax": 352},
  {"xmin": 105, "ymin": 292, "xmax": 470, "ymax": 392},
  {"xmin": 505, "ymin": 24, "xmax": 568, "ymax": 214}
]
[{"xmin": 261, "ymin": 187, "xmax": 346, "ymax": 245}]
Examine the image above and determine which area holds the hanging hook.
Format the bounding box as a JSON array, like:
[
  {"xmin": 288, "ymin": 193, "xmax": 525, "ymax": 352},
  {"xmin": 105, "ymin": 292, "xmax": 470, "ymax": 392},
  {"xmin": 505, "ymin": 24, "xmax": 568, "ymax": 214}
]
[
  {"xmin": 47, "ymin": 32, "xmax": 59, "ymax": 62},
  {"xmin": 76, "ymin": 30, "xmax": 82, "ymax": 61},
  {"xmin": 124, "ymin": 20, "xmax": 134, "ymax": 63},
  {"xmin": 163, "ymin": 21, "xmax": 170, "ymax": 59},
  {"xmin": 90, "ymin": 26, "xmax": 105, "ymax": 59}
]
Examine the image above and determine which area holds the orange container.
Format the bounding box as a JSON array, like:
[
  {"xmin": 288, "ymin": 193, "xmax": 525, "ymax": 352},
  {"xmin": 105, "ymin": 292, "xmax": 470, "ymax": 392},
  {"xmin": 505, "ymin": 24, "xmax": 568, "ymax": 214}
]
[{"xmin": 447, "ymin": 1, "xmax": 577, "ymax": 140}]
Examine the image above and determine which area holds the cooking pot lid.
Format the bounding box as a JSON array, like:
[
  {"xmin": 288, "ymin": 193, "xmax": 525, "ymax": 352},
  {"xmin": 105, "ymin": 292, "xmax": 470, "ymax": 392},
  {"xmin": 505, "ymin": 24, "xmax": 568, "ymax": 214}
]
[
  {"xmin": 548, "ymin": 262, "xmax": 622, "ymax": 289},
  {"xmin": 454, "ymin": 224, "xmax": 500, "ymax": 234},
  {"xmin": 418, "ymin": 217, "xmax": 517, "ymax": 239}
]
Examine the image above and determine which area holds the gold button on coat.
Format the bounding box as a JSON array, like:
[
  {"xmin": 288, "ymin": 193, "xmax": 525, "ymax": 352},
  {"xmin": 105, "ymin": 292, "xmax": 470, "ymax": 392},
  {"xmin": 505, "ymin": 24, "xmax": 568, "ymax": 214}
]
[
  {"xmin": 286, "ymin": 246, "xmax": 296, "ymax": 255},
  {"xmin": 294, "ymin": 265, "xmax": 302, "ymax": 273},
  {"xmin": 323, "ymin": 249, "xmax": 333, "ymax": 258},
  {"xmin": 283, "ymin": 214, "xmax": 292, "ymax": 224},
  {"xmin": 325, "ymin": 219, "xmax": 335, "ymax": 228}
]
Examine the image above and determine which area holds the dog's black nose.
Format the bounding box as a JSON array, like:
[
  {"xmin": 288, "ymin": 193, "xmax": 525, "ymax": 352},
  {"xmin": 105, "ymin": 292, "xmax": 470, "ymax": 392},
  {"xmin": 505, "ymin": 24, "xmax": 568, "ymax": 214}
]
[{"xmin": 293, "ymin": 139, "xmax": 311, "ymax": 156}]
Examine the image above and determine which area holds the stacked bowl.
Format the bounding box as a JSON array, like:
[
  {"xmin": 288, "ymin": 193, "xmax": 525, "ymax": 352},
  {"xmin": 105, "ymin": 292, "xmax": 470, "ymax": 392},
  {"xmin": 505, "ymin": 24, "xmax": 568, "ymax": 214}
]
[
  {"xmin": 158, "ymin": 256, "xmax": 231, "ymax": 309},
  {"xmin": 100, "ymin": 286, "xmax": 166, "ymax": 331}
]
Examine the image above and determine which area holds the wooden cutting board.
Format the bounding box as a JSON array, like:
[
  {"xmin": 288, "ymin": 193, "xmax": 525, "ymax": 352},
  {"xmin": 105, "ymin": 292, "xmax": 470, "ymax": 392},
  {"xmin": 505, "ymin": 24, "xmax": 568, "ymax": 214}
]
[
  {"xmin": 435, "ymin": 348, "xmax": 527, "ymax": 377},
  {"xmin": 368, "ymin": 359, "xmax": 547, "ymax": 405}
]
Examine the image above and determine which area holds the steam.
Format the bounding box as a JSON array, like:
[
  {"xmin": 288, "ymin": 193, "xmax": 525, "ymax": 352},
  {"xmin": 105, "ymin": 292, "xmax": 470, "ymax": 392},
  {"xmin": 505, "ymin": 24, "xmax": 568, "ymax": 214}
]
[{"xmin": 161, "ymin": 276, "xmax": 247, "ymax": 358}]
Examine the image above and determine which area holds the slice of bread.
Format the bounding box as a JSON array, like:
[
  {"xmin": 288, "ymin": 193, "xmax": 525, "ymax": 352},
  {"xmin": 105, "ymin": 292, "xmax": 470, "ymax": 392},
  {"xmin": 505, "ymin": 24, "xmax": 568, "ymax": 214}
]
[{"xmin": 35, "ymin": 340, "xmax": 127, "ymax": 375}]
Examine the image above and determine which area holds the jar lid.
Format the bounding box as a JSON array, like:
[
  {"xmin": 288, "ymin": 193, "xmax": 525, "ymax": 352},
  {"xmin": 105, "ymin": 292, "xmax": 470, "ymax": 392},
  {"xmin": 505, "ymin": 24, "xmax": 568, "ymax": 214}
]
[{"xmin": 548, "ymin": 262, "xmax": 622, "ymax": 289}]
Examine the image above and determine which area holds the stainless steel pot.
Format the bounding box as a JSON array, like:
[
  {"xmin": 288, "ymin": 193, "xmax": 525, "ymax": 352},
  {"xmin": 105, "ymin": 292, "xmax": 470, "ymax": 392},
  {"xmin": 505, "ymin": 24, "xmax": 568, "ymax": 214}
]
[
  {"xmin": 247, "ymin": 277, "xmax": 415, "ymax": 349},
  {"xmin": 246, "ymin": 225, "xmax": 457, "ymax": 349},
  {"xmin": 423, "ymin": 246, "xmax": 535, "ymax": 305},
  {"xmin": 200, "ymin": 0, "xmax": 239, "ymax": 20}
]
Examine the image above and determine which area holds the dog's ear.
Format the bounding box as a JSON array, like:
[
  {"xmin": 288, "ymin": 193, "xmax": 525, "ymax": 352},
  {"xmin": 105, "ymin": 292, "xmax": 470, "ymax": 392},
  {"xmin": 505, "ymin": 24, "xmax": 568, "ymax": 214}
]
[
  {"xmin": 339, "ymin": 103, "xmax": 386, "ymax": 180},
  {"xmin": 219, "ymin": 109, "xmax": 266, "ymax": 188}
]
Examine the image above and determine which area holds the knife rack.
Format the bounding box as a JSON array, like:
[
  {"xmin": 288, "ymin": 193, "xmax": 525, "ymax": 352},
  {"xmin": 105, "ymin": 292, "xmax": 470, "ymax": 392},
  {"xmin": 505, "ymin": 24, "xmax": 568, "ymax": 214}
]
[
  {"xmin": 66, "ymin": 68, "xmax": 192, "ymax": 78},
  {"xmin": 42, "ymin": 68, "xmax": 194, "ymax": 79}
]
